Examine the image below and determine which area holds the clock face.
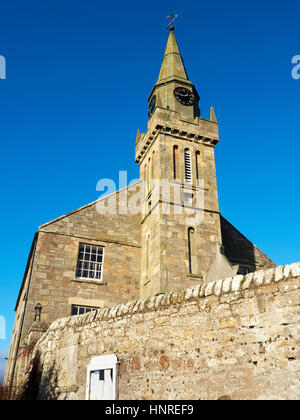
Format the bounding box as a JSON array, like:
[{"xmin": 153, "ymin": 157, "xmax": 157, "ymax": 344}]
[
  {"xmin": 174, "ymin": 87, "xmax": 195, "ymax": 106},
  {"xmin": 148, "ymin": 95, "xmax": 156, "ymax": 117}
]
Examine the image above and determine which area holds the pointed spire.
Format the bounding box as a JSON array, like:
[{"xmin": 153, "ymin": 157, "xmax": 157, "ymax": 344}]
[
  {"xmin": 210, "ymin": 106, "xmax": 217, "ymax": 123},
  {"xmin": 157, "ymin": 29, "xmax": 189, "ymax": 83},
  {"xmin": 136, "ymin": 128, "xmax": 141, "ymax": 144},
  {"xmin": 136, "ymin": 129, "xmax": 141, "ymax": 143}
]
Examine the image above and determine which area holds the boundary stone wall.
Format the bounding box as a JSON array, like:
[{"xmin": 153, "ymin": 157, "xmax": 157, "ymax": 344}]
[{"xmin": 33, "ymin": 263, "xmax": 300, "ymax": 400}]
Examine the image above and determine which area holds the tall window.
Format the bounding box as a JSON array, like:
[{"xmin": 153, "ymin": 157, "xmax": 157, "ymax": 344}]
[
  {"xmin": 188, "ymin": 227, "xmax": 196, "ymax": 274},
  {"xmin": 173, "ymin": 145, "xmax": 179, "ymax": 180},
  {"xmin": 195, "ymin": 151, "xmax": 201, "ymax": 183},
  {"xmin": 146, "ymin": 233, "xmax": 150, "ymax": 281},
  {"xmin": 144, "ymin": 163, "xmax": 147, "ymax": 193},
  {"xmin": 184, "ymin": 149, "xmax": 192, "ymax": 184},
  {"xmin": 148, "ymin": 157, "xmax": 151, "ymax": 191},
  {"xmin": 76, "ymin": 244, "xmax": 104, "ymax": 281},
  {"xmin": 151, "ymin": 151, "xmax": 155, "ymax": 180}
]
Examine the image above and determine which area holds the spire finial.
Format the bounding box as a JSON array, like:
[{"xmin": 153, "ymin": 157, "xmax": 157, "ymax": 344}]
[
  {"xmin": 210, "ymin": 107, "xmax": 218, "ymax": 123},
  {"xmin": 166, "ymin": 11, "xmax": 178, "ymax": 31}
]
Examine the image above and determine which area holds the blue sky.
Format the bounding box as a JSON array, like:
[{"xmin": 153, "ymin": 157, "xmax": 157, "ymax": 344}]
[{"xmin": 0, "ymin": 0, "xmax": 299, "ymax": 367}]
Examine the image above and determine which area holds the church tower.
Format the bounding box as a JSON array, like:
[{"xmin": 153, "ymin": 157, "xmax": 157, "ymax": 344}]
[{"xmin": 136, "ymin": 27, "xmax": 237, "ymax": 300}]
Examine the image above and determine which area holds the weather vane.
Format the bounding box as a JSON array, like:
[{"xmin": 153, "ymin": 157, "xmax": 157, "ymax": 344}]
[{"xmin": 166, "ymin": 11, "xmax": 179, "ymax": 31}]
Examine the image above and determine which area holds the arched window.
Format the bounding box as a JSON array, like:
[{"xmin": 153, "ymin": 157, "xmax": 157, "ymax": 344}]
[
  {"xmin": 188, "ymin": 227, "xmax": 196, "ymax": 274},
  {"xmin": 144, "ymin": 163, "xmax": 147, "ymax": 194},
  {"xmin": 148, "ymin": 158, "xmax": 151, "ymax": 192},
  {"xmin": 151, "ymin": 151, "xmax": 155, "ymax": 180},
  {"xmin": 173, "ymin": 145, "xmax": 179, "ymax": 180},
  {"xmin": 195, "ymin": 151, "xmax": 201, "ymax": 183},
  {"xmin": 146, "ymin": 233, "xmax": 150, "ymax": 280},
  {"xmin": 184, "ymin": 149, "xmax": 192, "ymax": 184}
]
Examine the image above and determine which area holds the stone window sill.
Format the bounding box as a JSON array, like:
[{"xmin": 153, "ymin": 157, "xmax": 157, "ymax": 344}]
[
  {"xmin": 72, "ymin": 278, "xmax": 107, "ymax": 286},
  {"xmin": 186, "ymin": 273, "xmax": 203, "ymax": 280}
]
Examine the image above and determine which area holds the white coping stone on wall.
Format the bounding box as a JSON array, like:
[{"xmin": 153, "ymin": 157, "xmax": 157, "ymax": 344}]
[
  {"xmin": 155, "ymin": 294, "xmax": 164, "ymax": 308},
  {"xmin": 109, "ymin": 306, "xmax": 119, "ymax": 318},
  {"xmin": 231, "ymin": 275, "xmax": 244, "ymax": 292},
  {"xmin": 68, "ymin": 317, "xmax": 78, "ymax": 327},
  {"xmin": 275, "ymin": 266, "xmax": 284, "ymax": 282},
  {"xmin": 214, "ymin": 279, "xmax": 223, "ymax": 296},
  {"xmin": 146, "ymin": 296, "xmax": 156, "ymax": 310},
  {"xmin": 284, "ymin": 264, "xmax": 293, "ymax": 279},
  {"xmin": 86, "ymin": 311, "xmax": 96, "ymax": 324},
  {"xmin": 253, "ymin": 270, "xmax": 265, "ymax": 286},
  {"xmin": 40, "ymin": 262, "xmax": 300, "ymax": 336},
  {"xmin": 133, "ymin": 300, "xmax": 142, "ymax": 313},
  {"xmin": 199, "ymin": 284, "xmax": 206, "ymax": 298},
  {"xmin": 99, "ymin": 308, "xmax": 107, "ymax": 320},
  {"xmin": 242, "ymin": 272, "xmax": 254, "ymax": 290},
  {"xmin": 165, "ymin": 291, "xmax": 173, "ymax": 305},
  {"xmin": 117, "ymin": 304, "xmax": 125, "ymax": 317},
  {"xmin": 184, "ymin": 287, "xmax": 194, "ymax": 301},
  {"xmin": 160, "ymin": 292, "xmax": 170, "ymax": 307},
  {"xmin": 104, "ymin": 308, "xmax": 110, "ymax": 318},
  {"xmin": 170, "ymin": 291, "xmax": 178, "ymax": 304},
  {"xmin": 291, "ymin": 262, "xmax": 300, "ymax": 277},
  {"xmin": 222, "ymin": 277, "xmax": 232, "ymax": 294},
  {"xmin": 192, "ymin": 284, "xmax": 202, "ymax": 299},
  {"xmin": 264, "ymin": 268, "xmax": 275, "ymax": 285},
  {"xmin": 205, "ymin": 281, "xmax": 215, "ymax": 297},
  {"xmin": 138, "ymin": 299, "xmax": 146, "ymax": 312},
  {"xmin": 123, "ymin": 301, "xmax": 135, "ymax": 315}
]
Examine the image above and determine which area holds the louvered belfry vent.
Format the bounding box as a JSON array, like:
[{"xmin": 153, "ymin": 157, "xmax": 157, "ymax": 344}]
[{"xmin": 184, "ymin": 149, "xmax": 192, "ymax": 183}]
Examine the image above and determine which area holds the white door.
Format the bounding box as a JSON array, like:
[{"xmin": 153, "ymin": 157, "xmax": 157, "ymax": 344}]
[
  {"xmin": 89, "ymin": 369, "xmax": 114, "ymax": 400},
  {"xmin": 86, "ymin": 355, "xmax": 119, "ymax": 400}
]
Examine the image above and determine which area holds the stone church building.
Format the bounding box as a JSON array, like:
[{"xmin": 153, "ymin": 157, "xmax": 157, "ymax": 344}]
[{"xmin": 4, "ymin": 28, "xmax": 278, "ymax": 394}]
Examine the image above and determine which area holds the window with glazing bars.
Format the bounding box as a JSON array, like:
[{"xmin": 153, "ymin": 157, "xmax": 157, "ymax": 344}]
[
  {"xmin": 71, "ymin": 305, "xmax": 99, "ymax": 316},
  {"xmin": 184, "ymin": 149, "xmax": 192, "ymax": 183},
  {"xmin": 76, "ymin": 244, "xmax": 104, "ymax": 280}
]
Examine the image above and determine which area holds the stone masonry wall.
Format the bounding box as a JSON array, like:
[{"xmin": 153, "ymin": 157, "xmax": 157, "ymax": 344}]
[
  {"xmin": 33, "ymin": 263, "xmax": 300, "ymax": 400},
  {"xmin": 5, "ymin": 186, "xmax": 142, "ymax": 387},
  {"xmin": 14, "ymin": 185, "xmax": 141, "ymax": 344},
  {"xmin": 139, "ymin": 114, "xmax": 223, "ymax": 299}
]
